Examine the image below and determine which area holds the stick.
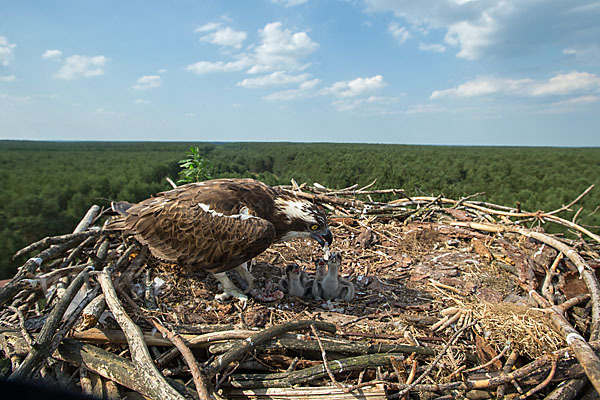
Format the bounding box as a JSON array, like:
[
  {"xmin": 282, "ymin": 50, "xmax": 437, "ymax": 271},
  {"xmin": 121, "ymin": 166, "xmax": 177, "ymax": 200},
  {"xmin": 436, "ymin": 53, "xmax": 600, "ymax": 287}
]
[
  {"xmin": 209, "ymin": 335, "xmax": 436, "ymax": 357},
  {"xmin": 166, "ymin": 177, "xmax": 178, "ymax": 189},
  {"xmin": 8, "ymin": 306, "xmax": 34, "ymax": 348},
  {"xmin": 9, "ymin": 266, "xmax": 93, "ymax": 381},
  {"xmin": 97, "ymin": 269, "xmax": 185, "ymax": 400},
  {"xmin": 465, "ymin": 344, "xmax": 510, "ymax": 373},
  {"xmin": 1, "ymin": 331, "xmax": 192, "ymax": 398},
  {"xmin": 151, "ymin": 319, "xmax": 211, "ymax": 400},
  {"xmin": 547, "ymin": 184, "xmax": 594, "ymax": 216},
  {"xmin": 525, "ymin": 286, "xmax": 600, "ymax": 394},
  {"xmin": 205, "ymin": 320, "xmax": 336, "ymax": 378},
  {"xmin": 73, "ymin": 205, "xmax": 101, "ymax": 233},
  {"xmin": 519, "ymin": 356, "xmax": 557, "ymax": 399},
  {"xmin": 157, "ymin": 329, "xmax": 256, "ymax": 367},
  {"xmin": 227, "ymin": 353, "xmax": 406, "ymax": 388},
  {"xmin": 390, "ymin": 323, "xmax": 474, "ymax": 399},
  {"xmin": 542, "ymin": 377, "xmax": 587, "ymax": 400},
  {"xmin": 519, "ymin": 228, "xmax": 600, "ymax": 340},
  {"xmin": 0, "ymin": 239, "xmax": 88, "ymax": 307},
  {"xmin": 12, "ymin": 230, "xmax": 99, "ymax": 260},
  {"xmin": 311, "ymin": 324, "xmax": 344, "ymax": 391}
]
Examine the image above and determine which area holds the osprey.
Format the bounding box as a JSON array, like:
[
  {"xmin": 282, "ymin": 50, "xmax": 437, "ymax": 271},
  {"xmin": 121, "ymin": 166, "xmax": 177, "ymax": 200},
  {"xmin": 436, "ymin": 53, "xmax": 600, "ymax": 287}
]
[{"xmin": 105, "ymin": 178, "xmax": 333, "ymax": 301}]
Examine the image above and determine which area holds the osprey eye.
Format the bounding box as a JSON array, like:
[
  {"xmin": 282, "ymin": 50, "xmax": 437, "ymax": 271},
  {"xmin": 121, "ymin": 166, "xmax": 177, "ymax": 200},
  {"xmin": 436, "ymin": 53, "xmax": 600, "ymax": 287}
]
[{"xmin": 310, "ymin": 224, "xmax": 319, "ymax": 230}]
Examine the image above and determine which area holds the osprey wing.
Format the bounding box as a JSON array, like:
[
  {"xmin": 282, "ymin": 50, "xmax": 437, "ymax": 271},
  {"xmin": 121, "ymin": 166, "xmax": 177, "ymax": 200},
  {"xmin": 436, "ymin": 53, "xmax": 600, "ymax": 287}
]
[{"xmin": 112, "ymin": 195, "xmax": 276, "ymax": 273}]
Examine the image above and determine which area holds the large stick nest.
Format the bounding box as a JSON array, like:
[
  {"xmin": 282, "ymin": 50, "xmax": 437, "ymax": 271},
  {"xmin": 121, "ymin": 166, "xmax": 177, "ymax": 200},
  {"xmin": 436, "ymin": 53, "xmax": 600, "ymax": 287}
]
[{"xmin": 1, "ymin": 181, "xmax": 599, "ymax": 399}]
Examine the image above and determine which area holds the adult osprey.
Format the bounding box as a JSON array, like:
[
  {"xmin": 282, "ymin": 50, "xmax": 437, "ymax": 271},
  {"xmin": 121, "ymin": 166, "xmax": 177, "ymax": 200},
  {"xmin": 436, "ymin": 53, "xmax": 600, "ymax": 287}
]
[{"xmin": 105, "ymin": 178, "xmax": 333, "ymax": 301}]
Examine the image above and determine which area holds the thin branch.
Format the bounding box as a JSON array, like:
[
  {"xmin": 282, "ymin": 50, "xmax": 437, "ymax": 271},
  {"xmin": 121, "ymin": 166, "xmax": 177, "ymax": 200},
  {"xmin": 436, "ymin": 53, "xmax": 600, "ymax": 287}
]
[
  {"xmin": 151, "ymin": 318, "xmax": 211, "ymax": 400},
  {"xmin": 310, "ymin": 324, "xmax": 344, "ymax": 391},
  {"xmin": 97, "ymin": 269, "xmax": 185, "ymax": 400}
]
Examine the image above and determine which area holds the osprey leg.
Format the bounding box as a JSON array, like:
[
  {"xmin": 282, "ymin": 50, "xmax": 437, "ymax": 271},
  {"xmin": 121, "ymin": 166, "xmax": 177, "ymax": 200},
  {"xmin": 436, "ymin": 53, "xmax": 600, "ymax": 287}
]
[
  {"xmin": 234, "ymin": 262, "xmax": 255, "ymax": 292},
  {"xmin": 213, "ymin": 271, "xmax": 248, "ymax": 302}
]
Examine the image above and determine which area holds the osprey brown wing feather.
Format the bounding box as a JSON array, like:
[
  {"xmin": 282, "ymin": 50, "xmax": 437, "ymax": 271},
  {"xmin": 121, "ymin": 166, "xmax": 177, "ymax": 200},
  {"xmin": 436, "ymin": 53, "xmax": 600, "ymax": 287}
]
[{"xmin": 108, "ymin": 186, "xmax": 276, "ymax": 273}]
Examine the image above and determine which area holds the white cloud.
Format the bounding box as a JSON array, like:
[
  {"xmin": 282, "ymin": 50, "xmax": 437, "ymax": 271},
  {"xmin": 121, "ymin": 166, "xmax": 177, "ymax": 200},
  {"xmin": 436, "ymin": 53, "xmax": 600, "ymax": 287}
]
[
  {"xmin": 322, "ymin": 75, "xmax": 387, "ymax": 98},
  {"xmin": 271, "ymin": 0, "xmax": 308, "ymax": 6},
  {"xmin": 431, "ymin": 77, "xmax": 506, "ymax": 99},
  {"xmin": 134, "ymin": 99, "xmax": 150, "ymax": 104},
  {"xmin": 444, "ymin": 17, "xmax": 496, "ymax": 60},
  {"xmin": 365, "ymin": 1, "xmax": 600, "ymax": 60},
  {"xmin": 251, "ymin": 22, "xmax": 319, "ymax": 73},
  {"xmin": 419, "ymin": 42, "xmax": 446, "ymax": 53},
  {"xmin": 0, "ymin": 36, "xmax": 16, "ymax": 66},
  {"xmin": 186, "ymin": 57, "xmax": 253, "ymax": 74},
  {"xmin": 200, "ymin": 26, "xmax": 247, "ymax": 49},
  {"xmin": 188, "ymin": 21, "xmax": 318, "ymax": 77},
  {"xmin": 264, "ymin": 79, "xmax": 320, "ymax": 101},
  {"xmin": 132, "ymin": 75, "xmax": 162, "ymax": 90},
  {"xmin": 237, "ymin": 71, "xmax": 310, "ymax": 88},
  {"xmin": 55, "ymin": 55, "xmax": 108, "ymax": 80},
  {"xmin": 388, "ymin": 22, "xmax": 410, "ymax": 44},
  {"xmin": 0, "ymin": 75, "xmax": 16, "ymax": 82},
  {"xmin": 430, "ymin": 71, "xmax": 600, "ymax": 99},
  {"xmin": 42, "ymin": 49, "xmax": 63, "ymax": 59},
  {"xmin": 531, "ymin": 71, "xmax": 600, "ymax": 96},
  {"xmin": 195, "ymin": 22, "xmax": 222, "ymax": 33}
]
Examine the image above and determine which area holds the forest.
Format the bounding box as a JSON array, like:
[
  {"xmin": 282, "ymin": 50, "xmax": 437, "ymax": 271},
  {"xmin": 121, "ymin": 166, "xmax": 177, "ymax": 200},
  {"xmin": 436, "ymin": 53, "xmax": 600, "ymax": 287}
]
[{"xmin": 1, "ymin": 140, "xmax": 598, "ymax": 279}]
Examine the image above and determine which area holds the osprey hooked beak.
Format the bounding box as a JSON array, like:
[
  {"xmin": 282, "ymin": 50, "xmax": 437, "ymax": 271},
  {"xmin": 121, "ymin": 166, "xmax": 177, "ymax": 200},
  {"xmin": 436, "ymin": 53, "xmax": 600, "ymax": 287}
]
[{"xmin": 311, "ymin": 228, "xmax": 333, "ymax": 247}]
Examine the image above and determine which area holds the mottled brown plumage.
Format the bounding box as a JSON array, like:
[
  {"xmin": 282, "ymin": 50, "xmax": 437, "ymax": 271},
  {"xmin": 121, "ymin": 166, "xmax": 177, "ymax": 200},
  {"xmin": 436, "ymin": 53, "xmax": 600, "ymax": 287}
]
[{"xmin": 105, "ymin": 178, "xmax": 332, "ymax": 301}]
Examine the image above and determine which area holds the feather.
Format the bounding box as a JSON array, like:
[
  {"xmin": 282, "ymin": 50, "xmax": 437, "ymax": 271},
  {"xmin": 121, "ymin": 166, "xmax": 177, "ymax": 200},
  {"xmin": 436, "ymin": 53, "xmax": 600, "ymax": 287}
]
[{"xmin": 104, "ymin": 178, "xmax": 331, "ymax": 276}]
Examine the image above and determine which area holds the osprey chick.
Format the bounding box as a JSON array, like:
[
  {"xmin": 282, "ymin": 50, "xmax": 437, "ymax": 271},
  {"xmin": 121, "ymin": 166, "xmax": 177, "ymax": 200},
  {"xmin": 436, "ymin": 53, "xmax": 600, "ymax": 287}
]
[{"xmin": 105, "ymin": 178, "xmax": 333, "ymax": 301}]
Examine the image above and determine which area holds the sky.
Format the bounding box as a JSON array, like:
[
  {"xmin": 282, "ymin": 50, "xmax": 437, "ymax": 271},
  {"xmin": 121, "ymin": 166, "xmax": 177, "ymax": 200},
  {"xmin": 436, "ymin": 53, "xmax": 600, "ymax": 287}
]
[{"xmin": 1, "ymin": 0, "xmax": 599, "ymax": 146}]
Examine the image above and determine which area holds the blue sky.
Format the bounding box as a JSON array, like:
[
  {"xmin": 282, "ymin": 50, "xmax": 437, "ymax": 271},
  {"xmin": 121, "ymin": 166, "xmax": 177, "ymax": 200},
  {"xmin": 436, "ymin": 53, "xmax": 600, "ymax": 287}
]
[{"xmin": 1, "ymin": 0, "xmax": 599, "ymax": 146}]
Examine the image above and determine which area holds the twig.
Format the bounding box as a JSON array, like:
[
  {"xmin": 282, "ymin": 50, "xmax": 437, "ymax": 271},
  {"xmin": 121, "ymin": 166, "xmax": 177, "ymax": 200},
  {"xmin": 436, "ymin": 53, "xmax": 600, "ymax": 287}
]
[
  {"xmin": 97, "ymin": 269, "xmax": 185, "ymax": 400},
  {"xmin": 227, "ymin": 352, "xmax": 406, "ymax": 388},
  {"xmin": 157, "ymin": 329, "xmax": 256, "ymax": 368},
  {"xmin": 519, "ymin": 228, "xmax": 600, "ymax": 341},
  {"xmin": 390, "ymin": 323, "xmax": 475, "ymax": 399},
  {"xmin": 465, "ymin": 344, "xmax": 510, "ymax": 373},
  {"xmin": 357, "ymin": 178, "xmax": 378, "ymax": 192},
  {"xmin": 8, "ymin": 266, "xmax": 93, "ymax": 381},
  {"xmin": 12, "ymin": 230, "xmax": 99, "ymax": 260},
  {"xmin": 547, "ymin": 184, "xmax": 594, "ymax": 216},
  {"xmin": 151, "ymin": 318, "xmax": 211, "ymax": 400},
  {"xmin": 519, "ymin": 356, "xmax": 557, "ymax": 399},
  {"xmin": 525, "ymin": 285, "xmax": 600, "ymax": 394},
  {"xmin": 0, "ymin": 239, "xmax": 88, "ymax": 307},
  {"xmin": 166, "ymin": 177, "xmax": 178, "ymax": 189},
  {"xmin": 310, "ymin": 324, "xmax": 344, "ymax": 391},
  {"xmin": 73, "ymin": 205, "xmax": 101, "ymax": 233},
  {"xmin": 542, "ymin": 377, "xmax": 587, "ymax": 400},
  {"xmin": 8, "ymin": 306, "xmax": 34, "ymax": 348},
  {"xmin": 205, "ymin": 320, "xmax": 336, "ymax": 379}
]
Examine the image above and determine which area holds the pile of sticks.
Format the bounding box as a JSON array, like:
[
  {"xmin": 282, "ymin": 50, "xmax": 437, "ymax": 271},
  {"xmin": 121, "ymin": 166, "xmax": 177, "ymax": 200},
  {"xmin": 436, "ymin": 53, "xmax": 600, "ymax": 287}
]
[{"xmin": 0, "ymin": 181, "xmax": 599, "ymax": 399}]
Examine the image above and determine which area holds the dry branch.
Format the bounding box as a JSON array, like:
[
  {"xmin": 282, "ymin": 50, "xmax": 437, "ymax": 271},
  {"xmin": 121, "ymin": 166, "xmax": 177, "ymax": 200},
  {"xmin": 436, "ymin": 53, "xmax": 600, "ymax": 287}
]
[
  {"xmin": 205, "ymin": 320, "xmax": 336, "ymax": 378},
  {"xmin": 97, "ymin": 269, "xmax": 185, "ymax": 400},
  {"xmin": 151, "ymin": 319, "xmax": 211, "ymax": 400},
  {"xmin": 9, "ymin": 266, "xmax": 92, "ymax": 381},
  {"xmin": 12, "ymin": 230, "xmax": 100, "ymax": 260}
]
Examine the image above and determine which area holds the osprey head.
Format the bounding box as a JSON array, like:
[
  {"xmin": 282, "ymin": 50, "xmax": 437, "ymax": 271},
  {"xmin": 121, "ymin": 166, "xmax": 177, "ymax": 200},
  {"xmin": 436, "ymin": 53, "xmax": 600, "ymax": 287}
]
[
  {"xmin": 274, "ymin": 197, "xmax": 333, "ymax": 247},
  {"xmin": 285, "ymin": 263, "xmax": 302, "ymax": 276}
]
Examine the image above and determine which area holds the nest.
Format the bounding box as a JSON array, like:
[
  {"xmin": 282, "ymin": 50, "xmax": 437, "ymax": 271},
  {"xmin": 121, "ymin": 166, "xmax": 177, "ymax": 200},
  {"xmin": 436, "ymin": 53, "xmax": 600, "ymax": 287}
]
[
  {"xmin": 1, "ymin": 180, "xmax": 599, "ymax": 399},
  {"xmin": 473, "ymin": 302, "xmax": 564, "ymax": 359}
]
